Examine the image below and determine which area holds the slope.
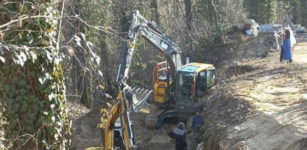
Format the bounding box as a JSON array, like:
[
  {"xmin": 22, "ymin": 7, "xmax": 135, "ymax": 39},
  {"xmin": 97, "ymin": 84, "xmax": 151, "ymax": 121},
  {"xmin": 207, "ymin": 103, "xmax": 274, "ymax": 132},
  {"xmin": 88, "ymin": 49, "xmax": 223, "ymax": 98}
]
[{"xmin": 203, "ymin": 33, "xmax": 307, "ymax": 150}]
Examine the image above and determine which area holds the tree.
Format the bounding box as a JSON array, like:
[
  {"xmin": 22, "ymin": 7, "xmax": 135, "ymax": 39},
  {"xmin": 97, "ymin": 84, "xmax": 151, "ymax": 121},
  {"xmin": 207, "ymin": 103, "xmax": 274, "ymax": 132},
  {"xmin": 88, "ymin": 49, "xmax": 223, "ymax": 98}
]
[
  {"xmin": 184, "ymin": 0, "xmax": 193, "ymax": 52},
  {"xmin": 301, "ymin": 0, "xmax": 307, "ymax": 27},
  {"xmin": 244, "ymin": 0, "xmax": 278, "ymax": 24},
  {"xmin": 0, "ymin": 0, "xmax": 71, "ymax": 149}
]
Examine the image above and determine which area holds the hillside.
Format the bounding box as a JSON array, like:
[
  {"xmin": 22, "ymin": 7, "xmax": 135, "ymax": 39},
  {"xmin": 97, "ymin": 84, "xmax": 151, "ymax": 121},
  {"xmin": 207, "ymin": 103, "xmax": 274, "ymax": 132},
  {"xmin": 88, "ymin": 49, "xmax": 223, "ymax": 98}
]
[{"xmin": 203, "ymin": 33, "xmax": 307, "ymax": 150}]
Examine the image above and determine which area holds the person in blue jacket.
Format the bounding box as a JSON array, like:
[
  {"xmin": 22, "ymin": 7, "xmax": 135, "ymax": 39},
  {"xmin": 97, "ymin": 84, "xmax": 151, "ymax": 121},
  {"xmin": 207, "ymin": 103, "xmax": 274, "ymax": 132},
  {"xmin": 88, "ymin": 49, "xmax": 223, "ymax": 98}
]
[
  {"xmin": 281, "ymin": 29, "xmax": 292, "ymax": 63},
  {"xmin": 191, "ymin": 109, "xmax": 204, "ymax": 143},
  {"xmin": 168, "ymin": 122, "xmax": 187, "ymax": 150}
]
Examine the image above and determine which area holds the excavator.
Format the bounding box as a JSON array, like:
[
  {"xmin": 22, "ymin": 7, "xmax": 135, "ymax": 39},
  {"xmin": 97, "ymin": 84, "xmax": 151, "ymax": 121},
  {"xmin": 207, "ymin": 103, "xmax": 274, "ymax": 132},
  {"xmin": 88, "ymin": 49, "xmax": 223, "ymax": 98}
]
[{"xmin": 102, "ymin": 10, "xmax": 217, "ymax": 150}]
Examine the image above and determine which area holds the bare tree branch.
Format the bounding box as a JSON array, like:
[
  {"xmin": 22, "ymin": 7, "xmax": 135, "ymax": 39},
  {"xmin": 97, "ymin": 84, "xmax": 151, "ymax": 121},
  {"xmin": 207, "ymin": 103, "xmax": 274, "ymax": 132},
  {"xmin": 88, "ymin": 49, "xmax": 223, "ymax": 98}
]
[
  {"xmin": 0, "ymin": 0, "xmax": 7, "ymax": 9},
  {"xmin": 0, "ymin": 15, "xmax": 58, "ymax": 29},
  {"xmin": 56, "ymin": 0, "xmax": 65, "ymax": 52}
]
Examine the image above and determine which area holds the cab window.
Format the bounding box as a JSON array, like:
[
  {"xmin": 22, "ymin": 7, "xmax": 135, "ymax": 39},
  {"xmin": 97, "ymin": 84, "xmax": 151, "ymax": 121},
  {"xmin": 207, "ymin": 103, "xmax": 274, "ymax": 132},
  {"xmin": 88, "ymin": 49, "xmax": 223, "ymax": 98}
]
[
  {"xmin": 206, "ymin": 69, "xmax": 216, "ymax": 87},
  {"xmin": 195, "ymin": 69, "xmax": 216, "ymax": 105},
  {"xmin": 178, "ymin": 72, "xmax": 193, "ymax": 96},
  {"xmin": 195, "ymin": 71, "xmax": 206, "ymax": 98},
  {"xmin": 196, "ymin": 71, "xmax": 206, "ymax": 91}
]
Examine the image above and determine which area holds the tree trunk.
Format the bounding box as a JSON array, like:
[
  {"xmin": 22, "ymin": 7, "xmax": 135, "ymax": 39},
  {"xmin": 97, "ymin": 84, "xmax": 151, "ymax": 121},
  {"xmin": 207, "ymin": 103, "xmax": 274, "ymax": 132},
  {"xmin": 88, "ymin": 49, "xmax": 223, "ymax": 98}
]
[
  {"xmin": 70, "ymin": 0, "xmax": 91, "ymax": 107},
  {"xmin": 207, "ymin": 0, "xmax": 213, "ymax": 27},
  {"xmin": 301, "ymin": 0, "xmax": 307, "ymax": 27},
  {"xmin": 184, "ymin": 0, "xmax": 193, "ymax": 51},
  {"xmin": 151, "ymin": 0, "xmax": 160, "ymax": 24},
  {"xmin": 267, "ymin": 0, "xmax": 271, "ymax": 23},
  {"xmin": 210, "ymin": 0, "xmax": 218, "ymax": 30},
  {"xmin": 100, "ymin": 27, "xmax": 113, "ymax": 96}
]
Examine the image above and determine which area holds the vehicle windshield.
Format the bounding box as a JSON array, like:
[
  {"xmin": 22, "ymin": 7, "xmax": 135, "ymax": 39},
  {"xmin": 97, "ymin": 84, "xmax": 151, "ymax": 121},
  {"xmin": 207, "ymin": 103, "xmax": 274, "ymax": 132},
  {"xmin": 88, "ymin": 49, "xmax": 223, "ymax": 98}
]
[{"xmin": 178, "ymin": 72, "xmax": 194, "ymax": 96}]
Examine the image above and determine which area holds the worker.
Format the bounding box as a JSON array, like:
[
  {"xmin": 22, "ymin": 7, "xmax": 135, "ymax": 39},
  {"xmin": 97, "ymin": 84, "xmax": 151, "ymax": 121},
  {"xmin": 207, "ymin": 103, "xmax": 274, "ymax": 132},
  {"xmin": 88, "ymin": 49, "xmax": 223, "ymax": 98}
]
[
  {"xmin": 168, "ymin": 122, "xmax": 187, "ymax": 150},
  {"xmin": 288, "ymin": 25, "xmax": 296, "ymax": 49},
  {"xmin": 281, "ymin": 29, "xmax": 292, "ymax": 63},
  {"xmin": 191, "ymin": 109, "xmax": 204, "ymax": 144}
]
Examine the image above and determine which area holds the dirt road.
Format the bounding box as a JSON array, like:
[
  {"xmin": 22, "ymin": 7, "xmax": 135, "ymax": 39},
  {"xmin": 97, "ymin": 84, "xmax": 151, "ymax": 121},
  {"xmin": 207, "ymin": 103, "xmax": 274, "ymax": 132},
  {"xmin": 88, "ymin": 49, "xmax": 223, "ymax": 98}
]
[{"xmin": 219, "ymin": 33, "xmax": 307, "ymax": 150}]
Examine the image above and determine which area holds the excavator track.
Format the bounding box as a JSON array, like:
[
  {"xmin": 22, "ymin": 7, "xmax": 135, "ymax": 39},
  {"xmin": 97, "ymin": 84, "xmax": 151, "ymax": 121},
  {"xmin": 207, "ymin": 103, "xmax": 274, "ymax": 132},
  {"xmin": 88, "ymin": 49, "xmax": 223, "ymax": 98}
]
[{"xmin": 145, "ymin": 107, "xmax": 165, "ymax": 130}]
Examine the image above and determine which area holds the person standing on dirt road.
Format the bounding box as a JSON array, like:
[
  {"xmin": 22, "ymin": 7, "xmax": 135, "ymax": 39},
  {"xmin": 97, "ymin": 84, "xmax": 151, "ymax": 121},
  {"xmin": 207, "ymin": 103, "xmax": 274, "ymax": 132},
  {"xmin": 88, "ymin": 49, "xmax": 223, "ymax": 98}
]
[
  {"xmin": 168, "ymin": 122, "xmax": 188, "ymax": 150},
  {"xmin": 281, "ymin": 29, "xmax": 292, "ymax": 63},
  {"xmin": 191, "ymin": 109, "xmax": 204, "ymax": 144}
]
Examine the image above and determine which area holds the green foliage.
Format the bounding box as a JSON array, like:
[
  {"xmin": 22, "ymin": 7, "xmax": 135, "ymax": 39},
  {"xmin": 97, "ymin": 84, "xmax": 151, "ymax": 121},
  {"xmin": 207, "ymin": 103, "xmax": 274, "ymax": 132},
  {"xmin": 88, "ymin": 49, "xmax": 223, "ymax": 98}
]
[
  {"xmin": 302, "ymin": 0, "xmax": 307, "ymax": 27},
  {"xmin": 78, "ymin": 0, "xmax": 152, "ymax": 90},
  {"xmin": 280, "ymin": 0, "xmax": 304, "ymax": 24},
  {"xmin": 80, "ymin": 0, "xmax": 111, "ymax": 47},
  {"xmin": 199, "ymin": 37, "xmax": 215, "ymax": 55},
  {"xmin": 244, "ymin": 0, "xmax": 307, "ymax": 25},
  {"xmin": 0, "ymin": 0, "xmax": 71, "ymax": 149},
  {"xmin": 244, "ymin": 0, "xmax": 278, "ymax": 24},
  {"xmin": 1, "ymin": 1, "xmax": 58, "ymax": 46},
  {"xmin": 0, "ymin": 52, "xmax": 71, "ymax": 149},
  {"xmin": 79, "ymin": 0, "xmax": 151, "ymax": 49}
]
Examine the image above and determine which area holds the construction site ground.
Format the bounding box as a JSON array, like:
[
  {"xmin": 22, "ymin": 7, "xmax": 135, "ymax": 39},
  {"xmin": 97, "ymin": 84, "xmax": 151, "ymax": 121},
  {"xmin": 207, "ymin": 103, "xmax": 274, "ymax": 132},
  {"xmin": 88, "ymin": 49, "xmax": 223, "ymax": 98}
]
[
  {"xmin": 69, "ymin": 33, "xmax": 307, "ymax": 150},
  {"xmin": 216, "ymin": 33, "xmax": 307, "ymax": 150}
]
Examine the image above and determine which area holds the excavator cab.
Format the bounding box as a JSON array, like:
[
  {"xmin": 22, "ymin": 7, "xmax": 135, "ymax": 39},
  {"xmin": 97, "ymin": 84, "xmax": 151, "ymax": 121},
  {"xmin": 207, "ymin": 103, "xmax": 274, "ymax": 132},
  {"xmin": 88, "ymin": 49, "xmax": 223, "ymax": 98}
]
[
  {"xmin": 153, "ymin": 62, "xmax": 216, "ymax": 112},
  {"xmin": 148, "ymin": 62, "xmax": 216, "ymax": 129},
  {"xmin": 174, "ymin": 63, "xmax": 216, "ymax": 113}
]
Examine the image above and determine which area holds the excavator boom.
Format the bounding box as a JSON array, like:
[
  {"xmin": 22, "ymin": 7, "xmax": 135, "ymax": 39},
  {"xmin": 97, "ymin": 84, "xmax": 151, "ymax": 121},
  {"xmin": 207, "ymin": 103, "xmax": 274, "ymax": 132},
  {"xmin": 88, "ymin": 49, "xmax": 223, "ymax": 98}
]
[{"xmin": 116, "ymin": 10, "xmax": 182, "ymax": 84}]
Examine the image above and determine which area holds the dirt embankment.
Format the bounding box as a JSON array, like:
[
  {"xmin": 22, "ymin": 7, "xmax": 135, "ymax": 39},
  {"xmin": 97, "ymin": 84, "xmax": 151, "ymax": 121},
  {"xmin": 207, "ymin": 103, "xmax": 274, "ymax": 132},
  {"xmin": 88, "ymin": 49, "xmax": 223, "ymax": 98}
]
[
  {"xmin": 70, "ymin": 108, "xmax": 101, "ymax": 150},
  {"xmin": 215, "ymin": 33, "xmax": 278, "ymax": 68},
  {"xmin": 202, "ymin": 33, "xmax": 307, "ymax": 150}
]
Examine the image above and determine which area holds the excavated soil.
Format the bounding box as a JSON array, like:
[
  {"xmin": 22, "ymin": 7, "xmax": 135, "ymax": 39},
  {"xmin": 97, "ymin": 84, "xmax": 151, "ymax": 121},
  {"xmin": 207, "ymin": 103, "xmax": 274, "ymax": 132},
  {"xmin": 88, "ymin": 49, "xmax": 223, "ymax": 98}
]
[
  {"xmin": 130, "ymin": 109, "xmax": 175, "ymax": 150},
  {"xmin": 70, "ymin": 103, "xmax": 198, "ymax": 150},
  {"xmin": 131, "ymin": 106, "xmax": 198, "ymax": 150},
  {"xmin": 68, "ymin": 98, "xmax": 107, "ymax": 150},
  {"xmin": 70, "ymin": 108, "xmax": 101, "ymax": 150}
]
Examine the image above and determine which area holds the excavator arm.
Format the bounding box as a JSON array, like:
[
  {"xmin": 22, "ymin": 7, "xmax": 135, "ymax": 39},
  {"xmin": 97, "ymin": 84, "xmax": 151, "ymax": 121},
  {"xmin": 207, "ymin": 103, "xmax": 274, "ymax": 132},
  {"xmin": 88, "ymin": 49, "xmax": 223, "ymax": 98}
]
[
  {"xmin": 116, "ymin": 10, "xmax": 182, "ymax": 85},
  {"xmin": 103, "ymin": 89, "xmax": 135, "ymax": 150},
  {"xmin": 103, "ymin": 10, "xmax": 182, "ymax": 150}
]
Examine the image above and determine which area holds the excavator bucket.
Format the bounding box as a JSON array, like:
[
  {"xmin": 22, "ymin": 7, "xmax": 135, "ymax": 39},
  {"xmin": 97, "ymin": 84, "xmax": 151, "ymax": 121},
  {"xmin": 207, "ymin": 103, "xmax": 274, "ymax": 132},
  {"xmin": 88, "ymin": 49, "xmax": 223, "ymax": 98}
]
[{"xmin": 131, "ymin": 87, "xmax": 152, "ymax": 112}]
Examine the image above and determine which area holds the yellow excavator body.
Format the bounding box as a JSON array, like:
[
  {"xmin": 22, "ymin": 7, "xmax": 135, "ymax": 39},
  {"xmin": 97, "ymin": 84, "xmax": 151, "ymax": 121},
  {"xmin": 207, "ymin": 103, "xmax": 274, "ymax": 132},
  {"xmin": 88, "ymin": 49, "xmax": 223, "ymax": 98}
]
[{"xmin": 153, "ymin": 81, "xmax": 168, "ymax": 103}]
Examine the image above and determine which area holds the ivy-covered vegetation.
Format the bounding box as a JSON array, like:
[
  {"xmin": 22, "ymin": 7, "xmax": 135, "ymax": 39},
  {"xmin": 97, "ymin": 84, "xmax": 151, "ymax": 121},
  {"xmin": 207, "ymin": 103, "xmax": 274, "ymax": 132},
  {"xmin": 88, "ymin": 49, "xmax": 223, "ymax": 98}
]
[{"xmin": 0, "ymin": 0, "xmax": 71, "ymax": 149}]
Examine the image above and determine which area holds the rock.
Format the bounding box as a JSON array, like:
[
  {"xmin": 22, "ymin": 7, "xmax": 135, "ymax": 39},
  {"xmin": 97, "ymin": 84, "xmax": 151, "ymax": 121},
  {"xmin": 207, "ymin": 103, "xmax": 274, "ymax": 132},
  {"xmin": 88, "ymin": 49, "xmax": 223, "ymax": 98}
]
[
  {"xmin": 150, "ymin": 135, "xmax": 171, "ymax": 144},
  {"xmin": 244, "ymin": 19, "xmax": 259, "ymax": 37},
  {"xmin": 229, "ymin": 141, "xmax": 250, "ymax": 150}
]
